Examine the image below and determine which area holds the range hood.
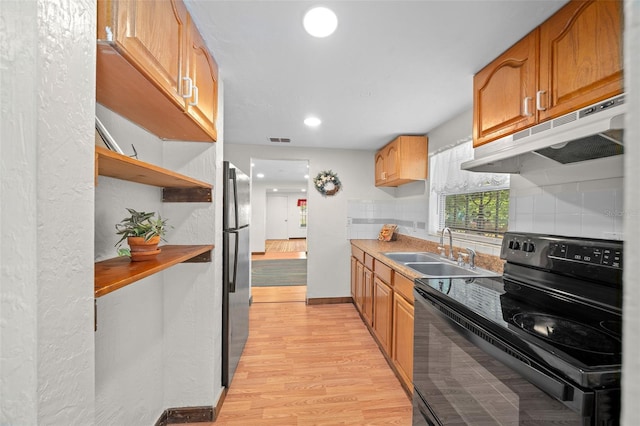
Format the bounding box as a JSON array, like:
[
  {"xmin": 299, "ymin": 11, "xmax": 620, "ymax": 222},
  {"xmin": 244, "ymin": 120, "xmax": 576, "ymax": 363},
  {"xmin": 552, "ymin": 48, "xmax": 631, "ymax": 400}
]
[{"xmin": 461, "ymin": 94, "xmax": 625, "ymax": 173}]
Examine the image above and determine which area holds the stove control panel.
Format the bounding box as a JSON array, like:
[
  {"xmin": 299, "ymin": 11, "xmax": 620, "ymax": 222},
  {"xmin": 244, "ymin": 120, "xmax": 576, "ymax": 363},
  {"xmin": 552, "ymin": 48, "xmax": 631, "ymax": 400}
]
[
  {"xmin": 548, "ymin": 242, "xmax": 622, "ymax": 269},
  {"xmin": 502, "ymin": 232, "xmax": 623, "ymax": 272}
]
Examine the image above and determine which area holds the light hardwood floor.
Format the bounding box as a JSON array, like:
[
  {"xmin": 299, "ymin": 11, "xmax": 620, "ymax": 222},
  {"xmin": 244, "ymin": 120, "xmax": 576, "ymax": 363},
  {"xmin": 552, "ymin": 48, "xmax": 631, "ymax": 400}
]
[
  {"xmin": 265, "ymin": 238, "xmax": 307, "ymax": 253},
  {"xmin": 252, "ymin": 286, "xmax": 307, "ymax": 303},
  {"xmin": 188, "ymin": 302, "xmax": 413, "ymax": 425},
  {"xmin": 175, "ymin": 238, "xmax": 412, "ymax": 424}
]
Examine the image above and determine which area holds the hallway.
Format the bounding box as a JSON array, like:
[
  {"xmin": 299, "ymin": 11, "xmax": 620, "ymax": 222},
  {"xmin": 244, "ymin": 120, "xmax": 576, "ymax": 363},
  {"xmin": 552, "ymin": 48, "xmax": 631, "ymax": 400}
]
[{"xmin": 252, "ymin": 239, "xmax": 308, "ymax": 303}]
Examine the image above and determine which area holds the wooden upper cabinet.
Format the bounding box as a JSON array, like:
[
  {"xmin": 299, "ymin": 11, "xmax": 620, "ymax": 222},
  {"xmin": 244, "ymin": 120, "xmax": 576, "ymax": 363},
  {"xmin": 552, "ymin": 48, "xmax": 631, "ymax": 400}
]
[
  {"xmin": 96, "ymin": 0, "xmax": 218, "ymax": 142},
  {"xmin": 473, "ymin": 0, "xmax": 623, "ymax": 148},
  {"xmin": 104, "ymin": 0, "xmax": 187, "ymax": 108},
  {"xmin": 538, "ymin": 0, "xmax": 623, "ymax": 122},
  {"xmin": 184, "ymin": 15, "xmax": 219, "ymax": 141},
  {"xmin": 375, "ymin": 135, "xmax": 428, "ymax": 187},
  {"xmin": 473, "ymin": 31, "xmax": 538, "ymax": 147}
]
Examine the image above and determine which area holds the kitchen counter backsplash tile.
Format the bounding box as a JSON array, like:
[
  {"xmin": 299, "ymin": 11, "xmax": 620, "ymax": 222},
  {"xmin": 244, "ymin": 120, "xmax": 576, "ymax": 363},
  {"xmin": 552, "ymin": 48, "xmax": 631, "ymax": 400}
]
[
  {"xmin": 351, "ymin": 234, "xmax": 504, "ymax": 277},
  {"xmin": 347, "ymin": 199, "xmax": 428, "ymax": 240}
]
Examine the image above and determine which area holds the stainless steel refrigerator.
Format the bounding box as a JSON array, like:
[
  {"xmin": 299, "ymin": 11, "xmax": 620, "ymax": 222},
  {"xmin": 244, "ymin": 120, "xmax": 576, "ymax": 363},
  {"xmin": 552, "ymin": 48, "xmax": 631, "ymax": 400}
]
[{"xmin": 222, "ymin": 162, "xmax": 250, "ymax": 387}]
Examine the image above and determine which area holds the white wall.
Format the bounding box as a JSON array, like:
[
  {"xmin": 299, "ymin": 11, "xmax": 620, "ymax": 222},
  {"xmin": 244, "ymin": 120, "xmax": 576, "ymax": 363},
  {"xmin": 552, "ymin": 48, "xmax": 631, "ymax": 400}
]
[
  {"xmin": 1, "ymin": 0, "xmax": 96, "ymax": 424},
  {"xmin": 250, "ymin": 179, "xmax": 269, "ymax": 253},
  {"xmin": 225, "ymin": 144, "xmax": 395, "ymax": 299},
  {"xmin": 94, "ymin": 91, "xmax": 223, "ymax": 422},
  {"xmin": 622, "ymin": 0, "xmax": 640, "ymax": 423}
]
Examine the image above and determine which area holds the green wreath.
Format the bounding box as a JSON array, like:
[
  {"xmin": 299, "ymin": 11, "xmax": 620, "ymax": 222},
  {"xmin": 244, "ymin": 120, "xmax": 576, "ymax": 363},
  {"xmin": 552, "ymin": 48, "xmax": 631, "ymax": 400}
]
[{"xmin": 313, "ymin": 170, "xmax": 341, "ymax": 196}]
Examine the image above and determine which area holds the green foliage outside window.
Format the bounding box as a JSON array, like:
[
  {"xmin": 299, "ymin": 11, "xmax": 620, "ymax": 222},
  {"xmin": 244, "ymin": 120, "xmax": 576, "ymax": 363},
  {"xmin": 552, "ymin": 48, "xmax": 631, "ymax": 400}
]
[{"xmin": 444, "ymin": 189, "xmax": 509, "ymax": 237}]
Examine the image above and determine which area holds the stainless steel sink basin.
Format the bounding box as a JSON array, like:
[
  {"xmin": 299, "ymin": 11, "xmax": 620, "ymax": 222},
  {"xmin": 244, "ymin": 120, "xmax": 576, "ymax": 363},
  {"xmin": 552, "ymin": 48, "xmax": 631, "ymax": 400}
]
[
  {"xmin": 404, "ymin": 262, "xmax": 499, "ymax": 278},
  {"xmin": 382, "ymin": 251, "xmax": 499, "ymax": 278},
  {"xmin": 382, "ymin": 252, "xmax": 441, "ymax": 263}
]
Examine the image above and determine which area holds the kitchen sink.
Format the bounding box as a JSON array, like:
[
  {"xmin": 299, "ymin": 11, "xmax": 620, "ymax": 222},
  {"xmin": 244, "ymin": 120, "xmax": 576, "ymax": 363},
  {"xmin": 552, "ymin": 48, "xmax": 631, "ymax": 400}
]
[
  {"xmin": 381, "ymin": 251, "xmax": 498, "ymax": 278},
  {"xmin": 404, "ymin": 262, "xmax": 499, "ymax": 279},
  {"xmin": 382, "ymin": 252, "xmax": 442, "ymax": 263}
]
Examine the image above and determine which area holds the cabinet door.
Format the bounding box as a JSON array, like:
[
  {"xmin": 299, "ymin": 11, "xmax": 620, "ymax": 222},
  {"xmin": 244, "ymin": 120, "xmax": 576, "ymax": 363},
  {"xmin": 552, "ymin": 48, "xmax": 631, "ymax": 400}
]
[
  {"xmin": 392, "ymin": 293, "xmax": 414, "ymax": 391},
  {"xmin": 473, "ymin": 31, "xmax": 538, "ymax": 147},
  {"xmin": 351, "ymin": 256, "xmax": 357, "ymax": 300},
  {"xmin": 110, "ymin": 0, "xmax": 188, "ymax": 108},
  {"xmin": 373, "ymin": 277, "xmax": 393, "ymax": 355},
  {"xmin": 384, "ymin": 142, "xmax": 400, "ymax": 182},
  {"xmin": 185, "ymin": 16, "xmax": 219, "ymax": 140},
  {"xmin": 374, "ymin": 152, "xmax": 386, "ymax": 186},
  {"xmin": 362, "ymin": 267, "xmax": 374, "ymax": 327},
  {"xmin": 538, "ymin": 0, "xmax": 623, "ymax": 122},
  {"xmin": 355, "ymin": 261, "xmax": 364, "ymax": 313}
]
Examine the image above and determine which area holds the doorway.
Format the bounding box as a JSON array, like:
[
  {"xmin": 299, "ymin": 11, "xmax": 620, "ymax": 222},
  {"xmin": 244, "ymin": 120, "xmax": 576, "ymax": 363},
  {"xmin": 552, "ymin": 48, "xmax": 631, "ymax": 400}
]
[{"xmin": 250, "ymin": 159, "xmax": 309, "ymax": 303}]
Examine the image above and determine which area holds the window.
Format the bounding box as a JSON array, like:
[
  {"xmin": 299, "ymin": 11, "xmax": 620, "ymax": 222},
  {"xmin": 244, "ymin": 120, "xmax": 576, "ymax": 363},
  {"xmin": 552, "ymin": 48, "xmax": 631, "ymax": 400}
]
[
  {"xmin": 297, "ymin": 199, "xmax": 307, "ymax": 228},
  {"xmin": 429, "ymin": 138, "xmax": 510, "ymax": 238},
  {"xmin": 442, "ymin": 190, "xmax": 509, "ymax": 237}
]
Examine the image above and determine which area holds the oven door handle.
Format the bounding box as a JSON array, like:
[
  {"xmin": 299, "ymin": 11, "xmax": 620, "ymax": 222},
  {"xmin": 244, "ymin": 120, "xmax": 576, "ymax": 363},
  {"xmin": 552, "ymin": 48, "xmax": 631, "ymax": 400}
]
[{"xmin": 417, "ymin": 292, "xmax": 575, "ymax": 403}]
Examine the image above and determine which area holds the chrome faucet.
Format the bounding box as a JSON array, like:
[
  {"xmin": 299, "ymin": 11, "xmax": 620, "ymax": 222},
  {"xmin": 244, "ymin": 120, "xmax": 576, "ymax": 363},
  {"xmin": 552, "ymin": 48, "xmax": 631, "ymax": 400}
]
[
  {"xmin": 466, "ymin": 247, "xmax": 476, "ymax": 269},
  {"xmin": 440, "ymin": 227, "xmax": 455, "ymax": 260}
]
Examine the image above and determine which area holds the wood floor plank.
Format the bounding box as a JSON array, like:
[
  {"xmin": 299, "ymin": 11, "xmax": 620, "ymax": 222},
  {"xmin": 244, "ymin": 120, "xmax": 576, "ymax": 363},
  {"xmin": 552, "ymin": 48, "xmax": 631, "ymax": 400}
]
[
  {"xmin": 252, "ymin": 286, "xmax": 306, "ymax": 303},
  {"xmin": 176, "ymin": 302, "xmax": 412, "ymax": 425}
]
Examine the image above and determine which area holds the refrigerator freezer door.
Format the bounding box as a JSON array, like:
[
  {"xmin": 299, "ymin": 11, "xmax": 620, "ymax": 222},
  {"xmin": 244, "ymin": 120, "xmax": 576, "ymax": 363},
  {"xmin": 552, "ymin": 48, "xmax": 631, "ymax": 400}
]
[
  {"xmin": 222, "ymin": 161, "xmax": 251, "ymax": 387},
  {"xmin": 224, "ymin": 162, "xmax": 251, "ymax": 230}
]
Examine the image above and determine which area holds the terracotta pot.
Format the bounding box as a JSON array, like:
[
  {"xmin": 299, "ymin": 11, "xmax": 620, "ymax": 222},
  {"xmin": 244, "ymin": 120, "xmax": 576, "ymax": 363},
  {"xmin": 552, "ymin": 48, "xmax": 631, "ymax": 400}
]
[{"xmin": 127, "ymin": 235, "xmax": 161, "ymax": 261}]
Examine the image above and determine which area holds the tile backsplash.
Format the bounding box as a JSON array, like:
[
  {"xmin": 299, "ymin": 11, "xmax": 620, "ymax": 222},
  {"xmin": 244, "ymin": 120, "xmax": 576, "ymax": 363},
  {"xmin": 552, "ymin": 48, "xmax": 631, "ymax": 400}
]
[
  {"xmin": 509, "ymin": 177, "xmax": 623, "ymax": 240},
  {"xmin": 347, "ymin": 199, "xmax": 428, "ymax": 240},
  {"xmin": 348, "ymin": 178, "xmax": 624, "ymax": 243}
]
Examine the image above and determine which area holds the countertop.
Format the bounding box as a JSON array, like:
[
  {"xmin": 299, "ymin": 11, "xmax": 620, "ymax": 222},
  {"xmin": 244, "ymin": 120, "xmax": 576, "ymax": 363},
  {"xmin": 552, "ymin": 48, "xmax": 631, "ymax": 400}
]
[{"xmin": 350, "ymin": 234, "xmax": 505, "ymax": 278}]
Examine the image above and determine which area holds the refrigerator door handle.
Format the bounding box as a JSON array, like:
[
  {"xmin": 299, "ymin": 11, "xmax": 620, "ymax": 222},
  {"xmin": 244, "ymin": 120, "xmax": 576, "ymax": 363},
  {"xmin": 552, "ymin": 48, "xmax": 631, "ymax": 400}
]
[
  {"xmin": 229, "ymin": 230, "xmax": 239, "ymax": 293},
  {"xmin": 229, "ymin": 167, "xmax": 239, "ymax": 230}
]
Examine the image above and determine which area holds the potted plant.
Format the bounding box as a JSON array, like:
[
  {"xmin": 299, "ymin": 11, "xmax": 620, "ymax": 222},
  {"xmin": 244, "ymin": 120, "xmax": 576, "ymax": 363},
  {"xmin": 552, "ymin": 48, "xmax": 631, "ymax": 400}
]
[{"xmin": 115, "ymin": 208, "xmax": 169, "ymax": 261}]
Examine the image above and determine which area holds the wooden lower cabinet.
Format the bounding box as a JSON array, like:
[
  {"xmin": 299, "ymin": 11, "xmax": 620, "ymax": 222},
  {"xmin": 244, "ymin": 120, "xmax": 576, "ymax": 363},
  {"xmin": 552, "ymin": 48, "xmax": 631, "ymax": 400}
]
[
  {"xmin": 362, "ymin": 266, "xmax": 374, "ymax": 327},
  {"xmin": 351, "ymin": 256, "xmax": 357, "ymax": 300},
  {"xmin": 392, "ymin": 292, "xmax": 414, "ymax": 391},
  {"xmin": 354, "ymin": 260, "xmax": 364, "ymax": 312},
  {"xmin": 350, "ymin": 245, "xmax": 415, "ymax": 395},
  {"xmin": 373, "ymin": 277, "xmax": 393, "ymax": 354}
]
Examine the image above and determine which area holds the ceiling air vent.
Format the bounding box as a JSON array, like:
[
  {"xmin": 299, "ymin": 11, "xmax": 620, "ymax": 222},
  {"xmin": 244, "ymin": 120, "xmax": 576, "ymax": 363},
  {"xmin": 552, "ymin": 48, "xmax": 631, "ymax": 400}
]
[{"xmin": 268, "ymin": 137, "xmax": 291, "ymax": 143}]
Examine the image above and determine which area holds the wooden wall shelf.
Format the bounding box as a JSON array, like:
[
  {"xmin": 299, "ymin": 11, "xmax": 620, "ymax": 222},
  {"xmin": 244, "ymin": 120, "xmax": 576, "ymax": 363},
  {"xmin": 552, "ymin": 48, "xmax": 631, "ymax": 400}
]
[
  {"xmin": 95, "ymin": 244, "xmax": 214, "ymax": 298},
  {"xmin": 96, "ymin": 146, "xmax": 212, "ymax": 190}
]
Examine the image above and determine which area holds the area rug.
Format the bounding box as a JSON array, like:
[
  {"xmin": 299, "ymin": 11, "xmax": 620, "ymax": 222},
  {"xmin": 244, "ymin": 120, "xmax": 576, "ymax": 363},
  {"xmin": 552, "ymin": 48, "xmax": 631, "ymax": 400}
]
[{"xmin": 251, "ymin": 259, "xmax": 307, "ymax": 287}]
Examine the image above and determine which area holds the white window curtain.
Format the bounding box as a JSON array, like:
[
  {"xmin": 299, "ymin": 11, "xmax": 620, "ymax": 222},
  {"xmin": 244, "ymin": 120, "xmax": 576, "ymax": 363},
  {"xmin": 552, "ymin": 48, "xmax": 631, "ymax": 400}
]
[{"xmin": 428, "ymin": 137, "xmax": 510, "ymax": 234}]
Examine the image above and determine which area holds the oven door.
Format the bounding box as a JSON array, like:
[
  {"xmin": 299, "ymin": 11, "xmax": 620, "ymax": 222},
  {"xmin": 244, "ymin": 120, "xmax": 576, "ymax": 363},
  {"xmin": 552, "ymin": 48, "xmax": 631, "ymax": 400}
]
[{"xmin": 413, "ymin": 285, "xmax": 590, "ymax": 425}]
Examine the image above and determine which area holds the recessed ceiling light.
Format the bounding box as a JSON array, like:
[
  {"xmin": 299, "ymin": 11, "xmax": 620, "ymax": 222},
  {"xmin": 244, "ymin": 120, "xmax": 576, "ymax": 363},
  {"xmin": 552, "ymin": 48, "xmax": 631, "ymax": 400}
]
[
  {"xmin": 303, "ymin": 7, "xmax": 338, "ymax": 38},
  {"xmin": 301, "ymin": 189, "xmax": 307, "ymax": 192},
  {"xmin": 256, "ymin": 173, "xmax": 265, "ymax": 178},
  {"xmin": 304, "ymin": 174, "xmax": 309, "ymax": 179},
  {"xmin": 304, "ymin": 117, "xmax": 321, "ymax": 127},
  {"xmin": 273, "ymin": 188, "xmax": 278, "ymax": 192}
]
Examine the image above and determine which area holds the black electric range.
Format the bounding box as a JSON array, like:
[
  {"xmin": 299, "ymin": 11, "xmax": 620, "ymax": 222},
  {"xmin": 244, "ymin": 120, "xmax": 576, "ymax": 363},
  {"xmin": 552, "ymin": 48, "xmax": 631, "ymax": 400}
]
[{"xmin": 413, "ymin": 232, "xmax": 622, "ymax": 425}]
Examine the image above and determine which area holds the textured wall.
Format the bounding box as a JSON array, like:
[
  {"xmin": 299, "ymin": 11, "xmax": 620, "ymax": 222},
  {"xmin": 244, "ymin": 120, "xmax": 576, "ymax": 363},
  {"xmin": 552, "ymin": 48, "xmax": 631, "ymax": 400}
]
[
  {"xmin": 1, "ymin": 0, "xmax": 96, "ymax": 424},
  {"xmin": 622, "ymin": 1, "xmax": 640, "ymax": 424},
  {"xmin": 94, "ymin": 95, "xmax": 223, "ymax": 421}
]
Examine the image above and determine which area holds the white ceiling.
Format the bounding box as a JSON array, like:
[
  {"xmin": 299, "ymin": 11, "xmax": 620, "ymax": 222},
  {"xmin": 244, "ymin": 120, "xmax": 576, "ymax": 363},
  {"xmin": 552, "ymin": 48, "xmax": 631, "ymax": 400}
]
[
  {"xmin": 184, "ymin": 0, "xmax": 568, "ymax": 152},
  {"xmin": 251, "ymin": 158, "xmax": 310, "ymax": 191}
]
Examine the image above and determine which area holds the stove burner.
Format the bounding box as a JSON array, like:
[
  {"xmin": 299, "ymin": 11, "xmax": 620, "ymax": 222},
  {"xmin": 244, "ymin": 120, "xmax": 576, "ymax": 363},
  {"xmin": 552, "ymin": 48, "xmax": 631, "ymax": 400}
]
[{"xmin": 512, "ymin": 313, "xmax": 621, "ymax": 355}]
